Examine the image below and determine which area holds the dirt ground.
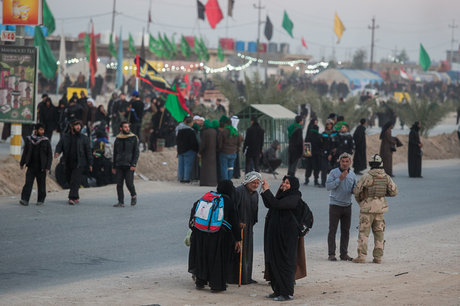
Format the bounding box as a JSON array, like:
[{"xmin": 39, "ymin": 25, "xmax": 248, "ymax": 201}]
[
  {"xmin": 0, "ymin": 131, "xmax": 458, "ymax": 196},
  {"xmin": 2, "ymin": 207, "xmax": 459, "ymax": 306}
]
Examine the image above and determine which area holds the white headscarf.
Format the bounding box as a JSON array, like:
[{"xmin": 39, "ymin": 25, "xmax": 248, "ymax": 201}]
[
  {"xmin": 231, "ymin": 115, "xmax": 239, "ymax": 129},
  {"xmin": 242, "ymin": 171, "xmax": 262, "ymax": 185}
]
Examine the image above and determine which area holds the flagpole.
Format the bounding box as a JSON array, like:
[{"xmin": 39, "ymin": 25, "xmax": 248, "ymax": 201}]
[
  {"xmin": 147, "ymin": 0, "xmax": 152, "ymax": 33},
  {"xmin": 111, "ymin": 0, "xmax": 116, "ymax": 35}
]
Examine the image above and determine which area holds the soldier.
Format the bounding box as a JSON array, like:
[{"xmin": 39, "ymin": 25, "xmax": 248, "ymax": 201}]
[{"xmin": 352, "ymin": 154, "xmax": 398, "ymax": 264}]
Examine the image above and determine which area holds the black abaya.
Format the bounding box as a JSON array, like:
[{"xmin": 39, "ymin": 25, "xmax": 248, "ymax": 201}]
[
  {"xmin": 262, "ymin": 188, "xmax": 301, "ymax": 297},
  {"xmin": 188, "ymin": 193, "xmax": 241, "ymax": 291},
  {"xmin": 353, "ymin": 124, "xmax": 367, "ymax": 173},
  {"xmin": 408, "ymin": 125, "xmax": 422, "ymax": 177},
  {"xmin": 228, "ymin": 185, "xmax": 258, "ymax": 284}
]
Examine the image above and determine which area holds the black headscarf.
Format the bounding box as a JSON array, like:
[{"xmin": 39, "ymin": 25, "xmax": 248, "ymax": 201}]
[
  {"xmin": 275, "ymin": 175, "xmax": 301, "ymax": 199},
  {"xmin": 411, "ymin": 121, "xmax": 420, "ymax": 132},
  {"xmin": 379, "ymin": 120, "xmax": 394, "ymax": 140},
  {"xmin": 217, "ymin": 180, "xmax": 235, "ymax": 200}
]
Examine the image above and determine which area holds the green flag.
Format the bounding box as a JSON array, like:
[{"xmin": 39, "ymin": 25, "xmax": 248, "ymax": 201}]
[
  {"xmin": 165, "ymin": 84, "xmax": 189, "ymax": 122},
  {"xmin": 158, "ymin": 33, "xmax": 170, "ymax": 59},
  {"xmin": 419, "ymin": 43, "xmax": 431, "ymax": 72},
  {"xmin": 84, "ymin": 33, "xmax": 90, "ymax": 58},
  {"xmin": 109, "ymin": 33, "xmax": 117, "ymax": 58},
  {"xmin": 163, "ymin": 33, "xmax": 177, "ymax": 59},
  {"xmin": 282, "ymin": 10, "xmax": 294, "ymax": 38},
  {"xmin": 217, "ymin": 41, "xmax": 224, "ymax": 62},
  {"xmin": 198, "ymin": 37, "xmax": 209, "ymax": 62},
  {"xmin": 34, "ymin": 26, "xmax": 57, "ymax": 79},
  {"xmin": 42, "ymin": 0, "xmax": 55, "ymax": 34},
  {"xmin": 129, "ymin": 33, "xmax": 136, "ymax": 56},
  {"xmin": 180, "ymin": 35, "xmax": 191, "ymax": 58},
  {"xmin": 194, "ymin": 36, "xmax": 202, "ymax": 61}
]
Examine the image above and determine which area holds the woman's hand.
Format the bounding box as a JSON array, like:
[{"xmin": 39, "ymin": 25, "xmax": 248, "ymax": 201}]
[{"xmin": 261, "ymin": 179, "xmax": 269, "ymax": 192}]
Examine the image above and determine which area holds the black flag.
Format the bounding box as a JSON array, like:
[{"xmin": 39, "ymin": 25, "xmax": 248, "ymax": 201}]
[
  {"xmin": 197, "ymin": 0, "xmax": 205, "ymax": 20},
  {"xmin": 264, "ymin": 15, "xmax": 273, "ymax": 41},
  {"xmin": 135, "ymin": 56, "xmax": 176, "ymax": 95}
]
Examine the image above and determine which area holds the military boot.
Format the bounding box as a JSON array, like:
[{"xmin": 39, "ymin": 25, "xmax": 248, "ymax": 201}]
[{"xmin": 352, "ymin": 257, "xmax": 366, "ymax": 263}]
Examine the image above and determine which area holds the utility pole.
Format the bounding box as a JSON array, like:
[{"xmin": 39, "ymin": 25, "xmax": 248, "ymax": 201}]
[
  {"xmin": 368, "ymin": 16, "xmax": 379, "ymax": 70},
  {"xmin": 111, "ymin": 0, "xmax": 117, "ymax": 35},
  {"xmin": 448, "ymin": 20, "xmax": 458, "ymax": 66},
  {"xmin": 253, "ymin": 0, "xmax": 265, "ymax": 66}
]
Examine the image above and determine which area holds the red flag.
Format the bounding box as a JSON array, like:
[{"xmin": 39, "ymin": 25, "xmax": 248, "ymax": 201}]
[
  {"xmin": 148, "ymin": 9, "xmax": 152, "ymax": 23},
  {"xmin": 205, "ymin": 0, "xmax": 223, "ymax": 29},
  {"xmin": 89, "ymin": 23, "xmax": 98, "ymax": 88},
  {"xmin": 301, "ymin": 37, "xmax": 308, "ymax": 49}
]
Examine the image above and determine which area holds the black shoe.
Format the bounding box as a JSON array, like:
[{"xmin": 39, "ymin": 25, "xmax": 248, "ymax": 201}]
[
  {"xmin": 19, "ymin": 199, "xmax": 29, "ymax": 206},
  {"xmin": 180, "ymin": 180, "xmax": 191, "ymax": 183},
  {"xmin": 131, "ymin": 197, "xmax": 137, "ymax": 206},
  {"xmin": 314, "ymin": 181, "xmax": 320, "ymax": 186},
  {"xmin": 303, "ymin": 179, "xmax": 309, "ymax": 185},
  {"xmin": 317, "ymin": 184, "xmax": 325, "ymax": 188},
  {"xmin": 113, "ymin": 203, "xmax": 125, "ymax": 207},
  {"xmin": 195, "ymin": 283, "xmax": 204, "ymax": 290},
  {"xmin": 328, "ymin": 255, "xmax": 337, "ymax": 261},
  {"xmin": 36, "ymin": 202, "xmax": 44, "ymax": 206},
  {"xmin": 266, "ymin": 293, "xmax": 278, "ymax": 299},
  {"xmin": 340, "ymin": 255, "xmax": 353, "ymax": 261},
  {"xmin": 210, "ymin": 288, "xmax": 225, "ymax": 293},
  {"xmin": 248, "ymin": 279, "xmax": 258, "ymax": 284}
]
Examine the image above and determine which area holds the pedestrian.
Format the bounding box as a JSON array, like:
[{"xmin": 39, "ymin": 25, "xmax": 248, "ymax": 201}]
[
  {"xmin": 38, "ymin": 97, "xmax": 58, "ymax": 141},
  {"xmin": 228, "ymin": 171, "xmax": 262, "ymax": 285},
  {"xmin": 231, "ymin": 115, "xmax": 242, "ymax": 179},
  {"xmin": 176, "ymin": 117, "xmax": 199, "ymax": 183},
  {"xmin": 334, "ymin": 124, "xmax": 354, "ymax": 167},
  {"xmin": 353, "ymin": 119, "xmax": 367, "ymax": 174},
  {"xmin": 54, "ymin": 120, "xmax": 93, "ymax": 205},
  {"xmin": 19, "ymin": 124, "xmax": 52, "ymax": 206},
  {"xmin": 326, "ymin": 152, "xmax": 356, "ymax": 262},
  {"xmin": 188, "ymin": 180, "xmax": 242, "ymax": 292},
  {"xmin": 319, "ymin": 119, "xmax": 338, "ymax": 187},
  {"xmin": 379, "ymin": 121, "xmax": 396, "ymax": 177},
  {"xmin": 128, "ymin": 90, "xmax": 143, "ymax": 138},
  {"xmin": 112, "ymin": 121, "xmax": 139, "ymax": 207},
  {"xmin": 261, "ymin": 175, "xmax": 302, "ymax": 301},
  {"xmin": 262, "ymin": 140, "xmax": 282, "ymax": 174},
  {"xmin": 408, "ymin": 121, "xmax": 423, "ymax": 178},
  {"xmin": 94, "ymin": 105, "xmax": 109, "ymax": 126},
  {"xmin": 287, "ymin": 115, "xmax": 304, "ymax": 177},
  {"xmin": 304, "ymin": 118, "xmax": 321, "ymax": 186},
  {"xmin": 243, "ymin": 117, "xmax": 264, "ymax": 173},
  {"xmin": 353, "ymin": 154, "xmax": 398, "ymax": 263},
  {"xmin": 217, "ymin": 116, "xmax": 241, "ymax": 180},
  {"xmin": 140, "ymin": 99, "xmax": 156, "ymax": 152},
  {"xmin": 198, "ymin": 120, "xmax": 217, "ymax": 186}
]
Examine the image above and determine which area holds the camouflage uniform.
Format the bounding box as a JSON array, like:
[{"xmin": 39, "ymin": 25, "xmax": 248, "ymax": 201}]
[{"xmin": 353, "ymin": 168, "xmax": 398, "ymax": 262}]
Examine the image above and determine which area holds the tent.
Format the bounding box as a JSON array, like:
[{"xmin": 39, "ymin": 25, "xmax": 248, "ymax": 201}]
[{"xmin": 314, "ymin": 68, "xmax": 384, "ymax": 90}]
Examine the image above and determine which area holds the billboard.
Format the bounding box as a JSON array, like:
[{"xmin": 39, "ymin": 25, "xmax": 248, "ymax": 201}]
[
  {"xmin": 2, "ymin": 0, "xmax": 43, "ymax": 26},
  {"xmin": 0, "ymin": 45, "xmax": 38, "ymax": 123}
]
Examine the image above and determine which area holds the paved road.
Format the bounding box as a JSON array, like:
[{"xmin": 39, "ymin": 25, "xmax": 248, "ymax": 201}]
[{"xmin": 0, "ymin": 162, "xmax": 459, "ymax": 294}]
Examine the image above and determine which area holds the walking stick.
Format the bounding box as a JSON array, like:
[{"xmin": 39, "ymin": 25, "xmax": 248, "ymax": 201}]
[{"xmin": 238, "ymin": 224, "xmax": 245, "ymax": 287}]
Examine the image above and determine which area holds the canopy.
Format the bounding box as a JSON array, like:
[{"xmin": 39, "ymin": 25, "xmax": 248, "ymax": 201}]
[{"xmin": 314, "ymin": 68, "xmax": 384, "ymax": 90}]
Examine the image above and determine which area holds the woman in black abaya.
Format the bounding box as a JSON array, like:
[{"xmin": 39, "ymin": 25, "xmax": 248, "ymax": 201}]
[
  {"xmin": 261, "ymin": 176, "xmax": 302, "ymax": 301},
  {"xmin": 188, "ymin": 180, "xmax": 241, "ymax": 292},
  {"xmin": 408, "ymin": 121, "xmax": 423, "ymax": 177}
]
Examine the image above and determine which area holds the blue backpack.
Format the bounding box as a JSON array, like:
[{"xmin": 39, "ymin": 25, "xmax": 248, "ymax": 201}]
[{"xmin": 193, "ymin": 192, "xmax": 231, "ymax": 233}]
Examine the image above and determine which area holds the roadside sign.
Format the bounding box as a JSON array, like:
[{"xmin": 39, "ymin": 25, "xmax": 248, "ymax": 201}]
[{"xmin": 1, "ymin": 31, "xmax": 16, "ymax": 42}]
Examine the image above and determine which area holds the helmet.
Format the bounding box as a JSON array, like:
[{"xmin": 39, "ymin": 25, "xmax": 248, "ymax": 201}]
[{"xmin": 369, "ymin": 154, "xmax": 383, "ymax": 168}]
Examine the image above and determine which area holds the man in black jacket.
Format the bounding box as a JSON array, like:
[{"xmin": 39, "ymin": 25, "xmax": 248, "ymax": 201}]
[
  {"xmin": 244, "ymin": 117, "xmax": 264, "ymax": 173},
  {"xmin": 176, "ymin": 117, "xmax": 198, "ymax": 183},
  {"xmin": 128, "ymin": 90, "xmax": 144, "ymax": 138},
  {"xmin": 112, "ymin": 121, "xmax": 140, "ymax": 207},
  {"xmin": 55, "ymin": 120, "xmax": 93, "ymax": 205},
  {"xmin": 19, "ymin": 124, "xmax": 52, "ymax": 206}
]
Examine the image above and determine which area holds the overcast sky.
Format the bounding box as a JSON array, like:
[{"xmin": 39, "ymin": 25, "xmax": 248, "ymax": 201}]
[{"xmin": 7, "ymin": 0, "xmax": 460, "ymax": 63}]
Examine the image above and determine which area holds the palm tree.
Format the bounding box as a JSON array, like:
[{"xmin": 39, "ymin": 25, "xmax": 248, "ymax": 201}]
[{"xmin": 388, "ymin": 96, "xmax": 452, "ymax": 137}]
